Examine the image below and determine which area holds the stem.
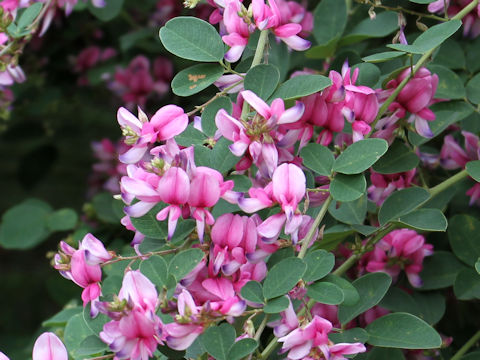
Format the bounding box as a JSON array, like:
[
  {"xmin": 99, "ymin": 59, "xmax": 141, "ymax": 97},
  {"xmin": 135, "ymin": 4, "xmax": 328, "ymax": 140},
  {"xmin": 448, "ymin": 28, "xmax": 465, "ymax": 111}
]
[
  {"xmin": 186, "ymin": 79, "xmax": 244, "ymax": 116},
  {"xmin": 429, "ymin": 169, "xmax": 468, "ymax": 197},
  {"xmin": 0, "ymin": 42, "xmax": 14, "ymax": 57},
  {"xmin": 451, "ymin": 0, "xmax": 479, "ymax": 20},
  {"xmin": 333, "ymin": 224, "xmax": 396, "ymax": 277},
  {"xmin": 298, "ymin": 196, "xmax": 332, "ymax": 259},
  {"xmin": 254, "ymin": 315, "xmax": 269, "ymax": 342},
  {"xmin": 241, "ymin": 29, "xmax": 269, "ymax": 120},
  {"xmin": 360, "ymin": 0, "xmax": 448, "ymax": 22},
  {"xmin": 451, "ymin": 330, "xmax": 480, "ymax": 360},
  {"xmin": 101, "ymin": 248, "xmax": 179, "ymax": 267},
  {"xmin": 260, "ymin": 335, "xmax": 279, "ymax": 359}
]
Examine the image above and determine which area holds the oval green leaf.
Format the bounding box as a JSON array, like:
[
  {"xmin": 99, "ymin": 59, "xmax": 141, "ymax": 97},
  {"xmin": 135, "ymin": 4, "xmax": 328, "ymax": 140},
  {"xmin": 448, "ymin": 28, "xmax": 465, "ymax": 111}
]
[
  {"xmin": 303, "ymin": 249, "xmax": 335, "ymax": 282},
  {"xmin": 159, "ymin": 17, "xmax": 225, "ymax": 62},
  {"xmin": 333, "ymin": 139, "xmax": 388, "ymax": 174},
  {"xmin": 419, "ymin": 251, "xmax": 466, "ymax": 290},
  {"xmin": 200, "ymin": 323, "xmax": 235, "ymax": 360},
  {"xmin": 454, "ymin": 268, "xmax": 480, "ymax": 300},
  {"xmin": 300, "ymin": 143, "xmax": 335, "ymax": 176},
  {"xmin": 140, "ymin": 255, "xmax": 168, "ymax": 288},
  {"xmin": 307, "ymin": 281, "xmax": 344, "ymax": 305},
  {"xmin": 466, "ymin": 160, "xmax": 480, "ymax": 182},
  {"xmin": 264, "ymin": 295, "xmax": 290, "ymax": 313},
  {"xmin": 378, "ymin": 187, "xmax": 431, "ymax": 226},
  {"xmin": 366, "ymin": 312, "xmax": 442, "ymax": 349},
  {"xmin": 240, "ymin": 281, "xmax": 265, "ymax": 304},
  {"xmin": 338, "ymin": 272, "xmax": 392, "ymax": 325},
  {"xmin": 263, "ymin": 257, "xmax": 307, "ymax": 300},
  {"xmin": 395, "ymin": 208, "xmax": 448, "ymax": 232},
  {"xmin": 244, "ymin": 64, "xmax": 280, "ymax": 100},
  {"xmin": 169, "ymin": 248, "xmax": 205, "ymax": 281},
  {"xmin": 330, "ymin": 173, "xmax": 366, "ymax": 202},
  {"xmin": 270, "ymin": 75, "xmax": 332, "ymax": 101},
  {"xmin": 172, "ymin": 63, "xmax": 224, "ymax": 97},
  {"xmin": 372, "ymin": 141, "xmax": 419, "ymax": 174}
]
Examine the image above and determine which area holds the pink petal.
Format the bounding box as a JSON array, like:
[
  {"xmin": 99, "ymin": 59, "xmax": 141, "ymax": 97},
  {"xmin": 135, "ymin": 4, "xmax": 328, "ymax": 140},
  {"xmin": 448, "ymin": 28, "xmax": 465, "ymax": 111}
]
[
  {"xmin": 241, "ymin": 90, "xmax": 271, "ymax": 118},
  {"xmin": 32, "ymin": 333, "xmax": 68, "ymax": 360}
]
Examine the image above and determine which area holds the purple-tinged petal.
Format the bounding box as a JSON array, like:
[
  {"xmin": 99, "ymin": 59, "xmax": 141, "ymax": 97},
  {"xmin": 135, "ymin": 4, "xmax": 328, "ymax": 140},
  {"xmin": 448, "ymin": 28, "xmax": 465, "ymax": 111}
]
[{"xmin": 241, "ymin": 90, "xmax": 271, "ymax": 118}]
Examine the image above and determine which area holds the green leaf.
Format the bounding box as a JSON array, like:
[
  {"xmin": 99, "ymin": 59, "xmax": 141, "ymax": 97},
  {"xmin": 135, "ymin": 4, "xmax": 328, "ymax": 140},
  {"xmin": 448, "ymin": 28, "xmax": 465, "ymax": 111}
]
[
  {"xmin": 330, "ymin": 173, "xmax": 366, "ymax": 202},
  {"xmin": 476, "ymin": 259, "xmax": 480, "ymax": 274},
  {"xmin": 171, "ymin": 64, "xmax": 224, "ymax": 96},
  {"xmin": 240, "ymin": 281, "xmax": 265, "ymax": 304},
  {"xmin": 88, "ymin": 0, "xmax": 124, "ymax": 21},
  {"xmin": 244, "ymin": 64, "xmax": 280, "ymax": 100},
  {"xmin": 47, "ymin": 208, "xmax": 78, "ymax": 231},
  {"xmin": 130, "ymin": 203, "xmax": 167, "ymax": 239},
  {"xmin": 328, "ymin": 195, "xmax": 367, "ymax": 225},
  {"xmin": 64, "ymin": 313, "xmax": 94, "ymax": 355},
  {"xmin": 362, "ymin": 51, "xmax": 406, "ymax": 63},
  {"xmin": 305, "ymin": 39, "xmax": 338, "ymax": 59},
  {"xmin": 338, "ymin": 272, "xmax": 392, "ymax": 325},
  {"xmin": 159, "ymin": 17, "xmax": 224, "ymax": 62},
  {"xmin": 158, "ymin": 346, "xmax": 186, "ymax": 359},
  {"xmin": 169, "ymin": 248, "xmax": 205, "ymax": 281},
  {"xmin": 201, "ymin": 323, "xmax": 236, "ymax": 360},
  {"xmin": 42, "ymin": 307, "xmax": 83, "ymax": 327},
  {"xmin": 427, "ymin": 64, "xmax": 465, "ymax": 99},
  {"xmin": 367, "ymin": 347, "xmax": 406, "ymax": 360},
  {"xmin": 74, "ymin": 335, "xmax": 108, "ymax": 357},
  {"xmin": 411, "ymin": 292, "xmax": 446, "ymax": 325},
  {"xmin": 228, "ymin": 175, "xmax": 252, "ymax": 192},
  {"xmin": 83, "ymin": 305, "xmax": 109, "ymax": 334},
  {"xmin": 263, "ymin": 257, "xmax": 307, "ymax": 299},
  {"xmin": 329, "ymin": 328, "xmax": 369, "ymax": 344},
  {"xmin": 229, "ymin": 338, "xmax": 258, "ymax": 360},
  {"xmin": 17, "ymin": 3, "xmax": 43, "ymax": 29},
  {"xmin": 466, "ymin": 160, "xmax": 480, "ymax": 182},
  {"xmin": 454, "ymin": 268, "xmax": 480, "ymax": 300},
  {"xmin": 313, "ymin": 0, "xmax": 347, "ymax": 45},
  {"xmin": 140, "ymin": 255, "xmax": 168, "ymax": 288},
  {"xmin": 366, "ymin": 312, "xmax": 442, "ymax": 349},
  {"xmin": 307, "ymin": 281, "xmax": 344, "ymax": 305},
  {"xmin": 378, "ymin": 187, "xmax": 431, "ymax": 226},
  {"xmin": 340, "ymin": 11, "xmax": 398, "ymax": 45},
  {"xmin": 420, "ymin": 251, "xmax": 466, "ymax": 290},
  {"xmin": 194, "ymin": 138, "xmax": 239, "ymax": 174},
  {"xmin": 270, "ymin": 75, "xmax": 332, "ymax": 101},
  {"xmin": 409, "ymin": 0, "xmax": 436, "ymax": 3},
  {"xmin": 372, "ymin": 141, "xmax": 419, "ymax": 174},
  {"xmin": 333, "ymin": 139, "xmax": 388, "ymax": 174},
  {"xmin": 466, "ymin": 73, "xmax": 480, "ymax": 104},
  {"xmin": 323, "ymin": 274, "xmax": 360, "ymax": 306},
  {"xmin": 388, "ymin": 20, "xmax": 462, "ymax": 54},
  {"xmin": 449, "ymin": 215, "xmax": 480, "ymax": 266},
  {"xmin": 264, "ymin": 295, "xmax": 290, "ymax": 313},
  {"xmin": 303, "ymin": 250, "xmax": 335, "ymax": 282},
  {"xmin": 300, "ymin": 143, "xmax": 334, "ymax": 176},
  {"xmin": 92, "ymin": 192, "xmax": 123, "ymax": 224},
  {"xmin": 432, "ymin": 39, "xmax": 466, "ymax": 70},
  {"xmin": 395, "ymin": 208, "xmax": 448, "ymax": 232},
  {"xmin": 352, "ymin": 63, "xmax": 381, "ymax": 87},
  {"xmin": 0, "ymin": 199, "xmax": 52, "ymax": 249},
  {"xmin": 120, "ymin": 28, "xmax": 155, "ymax": 52},
  {"xmin": 175, "ymin": 123, "xmax": 206, "ymax": 147},
  {"xmin": 202, "ymin": 96, "xmax": 232, "ymax": 137}
]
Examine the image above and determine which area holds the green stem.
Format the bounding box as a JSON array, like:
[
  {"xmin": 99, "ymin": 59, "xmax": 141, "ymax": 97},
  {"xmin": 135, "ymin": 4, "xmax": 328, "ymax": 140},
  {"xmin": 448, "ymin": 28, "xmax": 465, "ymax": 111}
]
[
  {"xmin": 429, "ymin": 169, "xmax": 468, "ymax": 197},
  {"xmin": 241, "ymin": 29, "xmax": 269, "ymax": 120},
  {"xmin": 367, "ymin": 0, "xmax": 479, "ymax": 135},
  {"xmin": 451, "ymin": 330, "xmax": 480, "ymax": 360},
  {"xmin": 259, "ymin": 335, "xmax": 279, "ymax": 359},
  {"xmin": 298, "ymin": 196, "xmax": 332, "ymax": 259},
  {"xmin": 332, "ymin": 224, "xmax": 396, "ymax": 277},
  {"xmin": 254, "ymin": 315, "xmax": 269, "ymax": 342}
]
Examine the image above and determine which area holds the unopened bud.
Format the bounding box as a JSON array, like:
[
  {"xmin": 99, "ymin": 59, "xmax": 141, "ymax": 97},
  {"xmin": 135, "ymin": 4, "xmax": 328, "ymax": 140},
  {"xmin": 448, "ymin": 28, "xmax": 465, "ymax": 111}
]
[
  {"xmin": 368, "ymin": 7, "xmax": 376, "ymax": 20},
  {"xmin": 244, "ymin": 319, "xmax": 255, "ymax": 337},
  {"xmin": 183, "ymin": 0, "xmax": 200, "ymax": 8},
  {"xmin": 416, "ymin": 18, "xmax": 429, "ymax": 32},
  {"xmin": 137, "ymin": 106, "xmax": 149, "ymax": 123},
  {"xmin": 151, "ymin": 157, "xmax": 165, "ymax": 170}
]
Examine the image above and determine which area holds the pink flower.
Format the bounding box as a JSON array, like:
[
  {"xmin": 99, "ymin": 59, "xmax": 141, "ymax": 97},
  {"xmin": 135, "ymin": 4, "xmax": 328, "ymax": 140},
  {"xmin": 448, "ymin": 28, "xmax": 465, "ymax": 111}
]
[
  {"xmin": 367, "ymin": 169, "xmax": 416, "ymax": 206},
  {"xmin": 210, "ymin": 213, "xmax": 258, "ymax": 275},
  {"xmin": 100, "ymin": 308, "xmax": 165, "ymax": 360},
  {"xmin": 385, "ymin": 67, "xmax": 439, "ymax": 138},
  {"xmin": 80, "ymin": 233, "xmax": 112, "ymax": 265},
  {"xmin": 70, "ymin": 250, "xmax": 102, "ymax": 308},
  {"xmin": 156, "ymin": 167, "xmax": 191, "ymax": 239},
  {"xmin": 329, "ymin": 343, "xmax": 367, "ymax": 360},
  {"xmin": 118, "ymin": 270, "xmax": 159, "ymax": 311},
  {"xmin": 361, "ymin": 229, "xmax": 433, "ymax": 287},
  {"xmin": 32, "ymin": 332, "xmax": 68, "ymax": 360},
  {"xmin": 268, "ymin": 297, "xmax": 299, "ymax": 337}
]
